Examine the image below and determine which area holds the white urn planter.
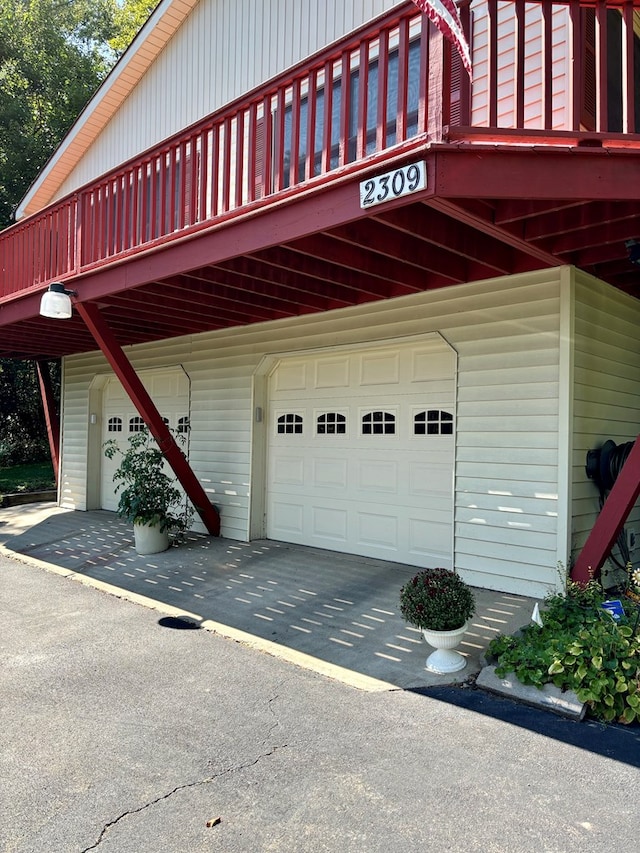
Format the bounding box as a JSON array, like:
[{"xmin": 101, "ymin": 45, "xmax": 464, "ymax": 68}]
[
  {"xmin": 422, "ymin": 622, "xmax": 469, "ymax": 674},
  {"xmin": 133, "ymin": 521, "xmax": 170, "ymax": 555}
]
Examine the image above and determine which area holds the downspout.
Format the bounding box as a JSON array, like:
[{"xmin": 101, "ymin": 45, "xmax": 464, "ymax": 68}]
[
  {"xmin": 36, "ymin": 359, "xmax": 60, "ymax": 486},
  {"xmin": 74, "ymin": 300, "xmax": 220, "ymax": 536}
]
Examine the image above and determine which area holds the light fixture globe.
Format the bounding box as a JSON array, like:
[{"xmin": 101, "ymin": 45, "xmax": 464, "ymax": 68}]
[{"xmin": 40, "ymin": 283, "xmax": 75, "ymax": 319}]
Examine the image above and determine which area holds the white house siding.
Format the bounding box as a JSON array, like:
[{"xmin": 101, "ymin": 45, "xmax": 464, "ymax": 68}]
[
  {"xmin": 60, "ymin": 269, "xmax": 568, "ymax": 597},
  {"xmin": 55, "ymin": 0, "xmax": 401, "ymax": 201},
  {"xmin": 571, "ymin": 270, "xmax": 640, "ymax": 577}
]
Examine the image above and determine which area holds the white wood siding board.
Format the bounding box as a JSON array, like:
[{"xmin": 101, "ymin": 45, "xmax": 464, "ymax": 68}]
[
  {"xmin": 456, "ymin": 543, "xmax": 558, "ymax": 577},
  {"xmin": 573, "ymin": 324, "xmax": 640, "ymax": 358},
  {"xmin": 457, "ymin": 416, "xmax": 558, "ymax": 436},
  {"xmin": 574, "ymin": 354, "xmax": 640, "ymax": 386},
  {"xmin": 459, "ymin": 491, "xmax": 558, "ymax": 516},
  {"xmin": 458, "ymin": 400, "xmax": 558, "ymax": 420},
  {"xmin": 457, "ymin": 508, "xmax": 559, "ymax": 536},
  {"xmin": 457, "ymin": 432, "xmax": 557, "ymax": 450},
  {"xmin": 573, "ymin": 378, "xmax": 640, "ymax": 408},
  {"xmin": 456, "ymin": 475, "xmax": 557, "ymax": 498},
  {"xmin": 459, "ymin": 382, "xmax": 559, "ymax": 404},
  {"xmin": 455, "ymin": 538, "xmax": 558, "ymax": 572},
  {"xmin": 575, "ymin": 400, "xmax": 640, "ymax": 426},
  {"xmin": 456, "ymin": 520, "xmax": 557, "ymax": 550},
  {"xmin": 457, "ymin": 569, "xmax": 551, "ymax": 600},
  {"xmin": 457, "ymin": 463, "xmax": 558, "ymax": 485},
  {"xmin": 457, "ymin": 446, "xmax": 558, "ymax": 466},
  {"xmin": 456, "ymin": 556, "xmax": 557, "ymax": 598}
]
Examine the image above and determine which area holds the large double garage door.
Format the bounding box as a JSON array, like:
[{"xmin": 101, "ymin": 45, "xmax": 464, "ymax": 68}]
[{"xmin": 266, "ymin": 337, "xmax": 456, "ymax": 568}]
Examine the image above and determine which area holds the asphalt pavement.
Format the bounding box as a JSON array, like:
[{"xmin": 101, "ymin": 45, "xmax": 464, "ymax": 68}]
[{"xmin": 2, "ymin": 550, "xmax": 639, "ymax": 853}]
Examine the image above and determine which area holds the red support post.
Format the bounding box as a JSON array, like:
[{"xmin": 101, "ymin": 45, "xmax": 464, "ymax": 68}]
[
  {"xmin": 36, "ymin": 360, "xmax": 60, "ymax": 486},
  {"xmin": 74, "ymin": 300, "xmax": 220, "ymax": 536},
  {"xmin": 572, "ymin": 434, "xmax": 640, "ymax": 584}
]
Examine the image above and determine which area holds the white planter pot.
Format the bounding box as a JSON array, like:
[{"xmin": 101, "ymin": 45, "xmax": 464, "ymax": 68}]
[
  {"xmin": 133, "ymin": 521, "xmax": 170, "ymax": 555},
  {"xmin": 422, "ymin": 622, "xmax": 469, "ymax": 674}
]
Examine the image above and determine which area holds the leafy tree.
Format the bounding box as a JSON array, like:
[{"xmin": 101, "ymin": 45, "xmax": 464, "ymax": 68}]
[
  {"xmin": 0, "ymin": 0, "xmax": 117, "ymax": 229},
  {"xmin": 0, "ymin": 360, "xmax": 60, "ymax": 465},
  {"xmin": 108, "ymin": 0, "xmax": 156, "ymax": 57},
  {"xmin": 0, "ymin": 1, "xmax": 152, "ymax": 467}
]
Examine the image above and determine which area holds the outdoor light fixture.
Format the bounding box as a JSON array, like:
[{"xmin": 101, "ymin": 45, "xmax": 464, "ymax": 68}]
[
  {"xmin": 625, "ymin": 239, "xmax": 640, "ymax": 267},
  {"xmin": 39, "ymin": 282, "xmax": 78, "ymax": 319}
]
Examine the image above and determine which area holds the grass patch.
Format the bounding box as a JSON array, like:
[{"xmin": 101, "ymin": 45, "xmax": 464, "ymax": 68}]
[
  {"xmin": 488, "ymin": 580, "xmax": 640, "ymax": 725},
  {"xmin": 0, "ymin": 461, "xmax": 55, "ymax": 495}
]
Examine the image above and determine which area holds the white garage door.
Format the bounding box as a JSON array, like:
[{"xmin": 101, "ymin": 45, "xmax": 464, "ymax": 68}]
[
  {"xmin": 101, "ymin": 368, "xmax": 190, "ymax": 512},
  {"xmin": 266, "ymin": 337, "xmax": 456, "ymax": 568}
]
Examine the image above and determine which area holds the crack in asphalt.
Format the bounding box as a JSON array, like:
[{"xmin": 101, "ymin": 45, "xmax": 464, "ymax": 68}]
[{"xmin": 81, "ymin": 742, "xmax": 288, "ymax": 851}]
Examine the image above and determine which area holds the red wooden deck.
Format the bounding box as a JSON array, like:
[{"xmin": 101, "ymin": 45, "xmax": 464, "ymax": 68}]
[{"xmin": 2, "ymin": 0, "xmax": 640, "ymax": 360}]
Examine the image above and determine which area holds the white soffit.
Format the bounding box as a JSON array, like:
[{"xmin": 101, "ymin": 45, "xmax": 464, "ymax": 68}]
[{"xmin": 16, "ymin": 0, "xmax": 200, "ymax": 220}]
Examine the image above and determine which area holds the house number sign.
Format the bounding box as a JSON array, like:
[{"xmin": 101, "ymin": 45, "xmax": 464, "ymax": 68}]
[{"xmin": 359, "ymin": 161, "xmax": 426, "ymax": 209}]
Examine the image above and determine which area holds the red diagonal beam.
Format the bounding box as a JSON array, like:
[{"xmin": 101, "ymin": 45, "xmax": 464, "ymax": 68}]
[
  {"xmin": 36, "ymin": 359, "xmax": 60, "ymax": 486},
  {"xmin": 74, "ymin": 300, "xmax": 220, "ymax": 536},
  {"xmin": 572, "ymin": 435, "xmax": 640, "ymax": 584}
]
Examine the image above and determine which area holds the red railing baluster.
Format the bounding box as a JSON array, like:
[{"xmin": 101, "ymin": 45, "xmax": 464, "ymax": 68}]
[
  {"xmin": 356, "ymin": 42, "xmax": 369, "ymax": 160},
  {"xmin": 339, "ymin": 49, "xmax": 351, "ymax": 165},
  {"xmin": 515, "ymin": 0, "xmax": 526, "ymax": 128},
  {"xmin": 305, "ymin": 68, "xmax": 318, "ymax": 181},
  {"xmin": 322, "ymin": 59, "xmax": 334, "ymax": 174},
  {"xmin": 397, "ymin": 17, "xmax": 410, "ymax": 142},
  {"xmin": 487, "ymin": 0, "xmax": 499, "ymax": 128},
  {"xmin": 290, "ymin": 79, "xmax": 302, "ymax": 186},
  {"xmin": 377, "ymin": 30, "xmax": 390, "ymax": 151},
  {"xmin": 623, "ymin": 0, "xmax": 635, "ymax": 133}
]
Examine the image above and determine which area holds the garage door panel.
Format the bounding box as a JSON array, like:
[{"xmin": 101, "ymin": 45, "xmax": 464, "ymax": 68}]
[
  {"xmin": 311, "ymin": 458, "xmax": 348, "ymax": 489},
  {"xmin": 357, "ymin": 459, "xmax": 398, "ymax": 493},
  {"xmin": 311, "ymin": 506, "xmax": 348, "ymax": 542},
  {"xmin": 314, "ymin": 357, "xmax": 350, "ymax": 389},
  {"xmin": 409, "ymin": 461, "xmax": 453, "ymax": 495},
  {"xmin": 266, "ymin": 340, "xmax": 455, "ymax": 568},
  {"xmin": 408, "ymin": 517, "xmax": 452, "ymax": 560},
  {"xmin": 357, "ymin": 511, "xmax": 399, "ymax": 550},
  {"xmin": 271, "ymin": 453, "xmax": 305, "ymax": 486},
  {"xmin": 271, "ymin": 501, "xmax": 305, "ymax": 535},
  {"xmin": 359, "ymin": 351, "xmax": 401, "ymax": 385}
]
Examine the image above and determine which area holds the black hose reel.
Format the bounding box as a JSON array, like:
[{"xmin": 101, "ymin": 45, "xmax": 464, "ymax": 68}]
[
  {"xmin": 585, "ymin": 439, "xmax": 634, "ymax": 493},
  {"xmin": 585, "ymin": 439, "xmax": 635, "ymax": 583}
]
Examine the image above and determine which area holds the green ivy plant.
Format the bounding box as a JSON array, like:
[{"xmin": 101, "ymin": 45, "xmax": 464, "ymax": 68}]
[
  {"xmin": 104, "ymin": 427, "xmax": 193, "ymax": 537},
  {"xmin": 488, "ymin": 580, "xmax": 640, "ymax": 725}
]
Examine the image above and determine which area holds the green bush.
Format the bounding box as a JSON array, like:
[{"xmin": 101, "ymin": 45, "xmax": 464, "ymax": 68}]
[{"xmin": 488, "ymin": 581, "xmax": 640, "ymax": 725}]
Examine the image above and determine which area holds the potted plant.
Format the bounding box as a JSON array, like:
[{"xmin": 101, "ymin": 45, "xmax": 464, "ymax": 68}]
[
  {"xmin": 399, "ymin": 567, "xmax": 475, "ymax": 674},
  {"xmin": 104, "ymin": 427, "xmax": 193, "ymax": 555}
]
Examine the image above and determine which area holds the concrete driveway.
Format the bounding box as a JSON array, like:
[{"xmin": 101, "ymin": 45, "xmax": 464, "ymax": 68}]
[
  {"xmin": 1, "ymin": 547, "xmax": 639, "ymax": 853},
  {"xmin": 0, "ymin": 503, "xmax": 535, "ymax": 690}
]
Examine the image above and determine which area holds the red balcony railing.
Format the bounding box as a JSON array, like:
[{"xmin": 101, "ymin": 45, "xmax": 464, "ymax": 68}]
[{"xmin": 2, "ymin": 0, "xmax": 640, "ymax": 301}]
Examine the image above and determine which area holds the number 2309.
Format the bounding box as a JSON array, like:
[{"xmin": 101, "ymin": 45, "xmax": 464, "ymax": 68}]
[{"xmin": 359, "ymin": 161, "xmax": 426, "ymax": 209}]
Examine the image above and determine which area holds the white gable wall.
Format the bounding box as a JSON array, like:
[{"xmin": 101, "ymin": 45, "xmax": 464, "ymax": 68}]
[
  {"xmin": 61, "ymin": 269, "xmax": 571, "ymax": 598},
  {"xmin": 55, "ymin": 0, "xmax": 401, "ymax": 200},
  {"xmin": 571, "ymin": 271, "xmax": 640, "ymax": 580}
]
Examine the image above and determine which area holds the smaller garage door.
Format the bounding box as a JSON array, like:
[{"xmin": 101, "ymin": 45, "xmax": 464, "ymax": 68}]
[
  {"xmin": 101, "ymin": 368, "xmax": 190, "ymax": 512},
  {"xmin": 266, "ymin": 337, "xmax": 456, "ymax": 568}
]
